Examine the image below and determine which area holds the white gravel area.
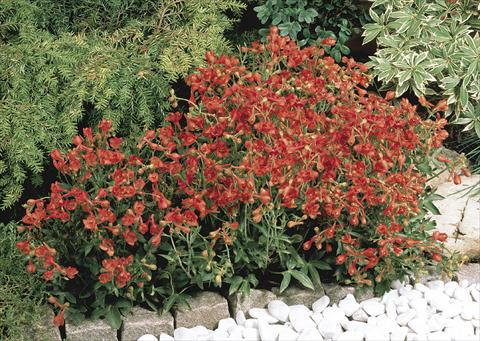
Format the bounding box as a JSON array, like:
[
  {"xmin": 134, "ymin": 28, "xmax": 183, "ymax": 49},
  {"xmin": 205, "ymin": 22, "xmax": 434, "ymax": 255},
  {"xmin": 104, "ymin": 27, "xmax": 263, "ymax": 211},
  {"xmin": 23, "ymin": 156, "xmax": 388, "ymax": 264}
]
[{"xmin": 137, "ymin": 279, "xmax": 480, "ymax": 341}]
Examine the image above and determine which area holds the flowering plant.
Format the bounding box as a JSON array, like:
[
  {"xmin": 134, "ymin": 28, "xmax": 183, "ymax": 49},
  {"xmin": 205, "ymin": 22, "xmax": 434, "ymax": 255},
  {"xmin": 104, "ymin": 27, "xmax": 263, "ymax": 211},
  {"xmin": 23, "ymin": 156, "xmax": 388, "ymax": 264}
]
[{"xmin": 17, "ymin": 28, "xmax": 463, "ymax": 327}]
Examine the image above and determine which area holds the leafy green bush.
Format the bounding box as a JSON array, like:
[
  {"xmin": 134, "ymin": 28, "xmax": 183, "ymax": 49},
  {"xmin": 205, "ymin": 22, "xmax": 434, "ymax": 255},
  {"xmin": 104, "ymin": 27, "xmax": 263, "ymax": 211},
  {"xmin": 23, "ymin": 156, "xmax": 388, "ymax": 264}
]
[
  {"xmin": 253, "ymin": 0, "xmax": 369, "ymax": 61},
  {"xmin": 0, "ymin": 222, "xmax": 46, "ymax": 341},
  {"xmin": 363, "ymin": 0, "xmax": 480, "ymax": 136},
  {"xmin": 0, "ymin": 0, "xmax": 245, "ymax": 210}
]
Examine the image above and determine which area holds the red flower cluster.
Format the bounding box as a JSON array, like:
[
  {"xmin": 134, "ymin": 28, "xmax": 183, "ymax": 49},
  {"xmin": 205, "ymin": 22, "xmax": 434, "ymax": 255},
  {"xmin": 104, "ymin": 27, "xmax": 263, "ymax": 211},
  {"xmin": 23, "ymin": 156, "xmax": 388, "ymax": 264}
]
[{"xmin": 17, "ymin": 28, "xmax": 460, "ymax": 323}]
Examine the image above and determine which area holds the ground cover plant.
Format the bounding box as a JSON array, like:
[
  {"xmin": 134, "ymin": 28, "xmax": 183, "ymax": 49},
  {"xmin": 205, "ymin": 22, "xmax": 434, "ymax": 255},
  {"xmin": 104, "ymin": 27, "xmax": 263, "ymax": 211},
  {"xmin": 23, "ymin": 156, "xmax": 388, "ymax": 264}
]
[
  {"xmin": 254, "ymin": 0, "xmax": 369, "ymax": 61},
  {"xmin": 0, "ymin": 0, "xmax": 245, "ymax": 210},
  {"xmin": 16, "ymin": 28, "xmax": 464, "ymax": 328}
]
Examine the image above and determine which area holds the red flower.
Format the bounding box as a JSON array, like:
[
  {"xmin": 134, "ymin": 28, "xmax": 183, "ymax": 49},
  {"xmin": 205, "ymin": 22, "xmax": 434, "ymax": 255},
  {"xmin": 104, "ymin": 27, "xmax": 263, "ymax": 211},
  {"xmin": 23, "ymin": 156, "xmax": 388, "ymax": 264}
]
[
  {"xmin": 98, "ymin": 119, "xmax": 113, "ymax": 134},
  {"xmin": 123, "ymin": 229, "xmax": 137, "ymax": 246},
  {"xmin": 83, "ymin": 215, "xmax": 98, "ymax": 231},
  {"xmin": 99, "ymin": 272, "xmax": 113, "ymax": 284},
  {"xmin": 99, "ymin": 238, "xmax": 115, "ymax": 256},
  {"xmin": 53, "ymin": 309, "xmax": 65, "ymax": 327},
  {"xmin": 109, "ymin": 137, "xmax": 123, "ymax": 149},
  {"xmin": 64, "ymin": 267, "xmax": 79, "ymax": 279}
]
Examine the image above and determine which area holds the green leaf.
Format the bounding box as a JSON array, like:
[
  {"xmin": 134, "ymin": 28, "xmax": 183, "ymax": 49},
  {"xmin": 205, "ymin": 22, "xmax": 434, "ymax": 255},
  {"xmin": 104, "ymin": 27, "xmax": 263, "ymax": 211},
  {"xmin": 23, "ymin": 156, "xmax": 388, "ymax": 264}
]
[
  {"xmin": 228, "ymin": 276, "xmax": 244, "ymax": 296},
  {"xmin": 280, "ymin": 272, "xmax": 291, "ymax": 293},
  {"xmin": 105, "ymin": 306, "xmax": 122, "ymax": 330},
  {"xmin": 291, "ymin": 270, "xmax": 314, "ymax": 290},
  {"xmin": 308, "ymin": 264, "xmax": 322, "ymax": 288},
  {"xmin": 424, "ymin": 201, "xmax": 441, "ymax": 215}
]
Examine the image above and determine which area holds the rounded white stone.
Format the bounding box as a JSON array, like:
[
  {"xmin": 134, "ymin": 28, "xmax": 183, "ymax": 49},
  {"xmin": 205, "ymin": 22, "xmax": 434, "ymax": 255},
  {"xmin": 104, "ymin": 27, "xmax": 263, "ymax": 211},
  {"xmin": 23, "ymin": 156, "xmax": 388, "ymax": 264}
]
[
  {"xmin": 336, "ymin": 330, "xmax": 363, "ymax": 341},
  {"xmin": 174, "ymin": 327, "xmax": 196, "ymax": 341},
  {"xmin": 430, "ymin": 292, "xmax": 451, "ymax": 311},
  {"xmin": 244, "ymin": 318, "xmax": 258, "ymax": 328},
  {"xmin": 297, "ymin": 327, "xmax": 323, "ymax": 341},
  {"xmin": 427, "ymin": 331, "xmax": 450, "ymax": 341},
  {"xmin": 345, "ymin": 320, "xmax": 368, "ymax": 335},
  {"xmin": 218, "ymin": 318, "xmax": 237, "ymax": 331},
  {"xmin": 137, "ymin": 334, "xmax": 159, "ymax": 341},
  {"xmin": 321, "ymin": 305, "xmax": 346, "ymax": 323},
  {"xmin": 191, "ymin": 325, "xmax": 210, "ymax": 340},
  {"xmin": 381, "ymin": 289, "xmax": 399, "ymax": 304},
  {"xmin": 276, "ymin": 325, "xmax": 298, "ymax": 341},
  {"xmin": 391, "ymin": 279, "xmax": 405, "ymax": 290},
  {"xmin": 158, "ymin": 333, "xmax": 174, "ymax": 341},
  {"xmin": 396, "ymin": 309, "xmax": 416, "ymax": 326},
  {"xmin": 257, "ymin": 319, "xmax": 278, "ymax": 341},
  {"xmin": 235, "ymin": 311, "xmax": 246, "ymax": 326},
  {"xmin": 396, "ymin": 303, "xmax": 410, "ymax": 314},
  {"xmin": 454, "ymin": 286, "xmax": 472, "ymax": 302},
  {"xmin": 470, "ymin": 288, "xmax": 480, "ymax": 302},
  {"xmin": 361, "ymin": 298, "xmax": 385, "ymax": 317},
  {"xmin": 408, "ymin": 317, "xmax": 429, "ymax": 335},
  {"xmin": 248, "ymin": 308, "xmax": 278, "ymax": 324},
  {"xmin": 444, "ymin": 281, "xmax": 459, "ymax": 297},
  {"xmin": 267, "ymin": 300, "xmax": 290, "ymax": 322},
  {"xmin": 414, "ymin": 283, "xmax": 430, "ymax": 293},
  {"xmin": 428, "ymin": 314, "xmax": 447, "ymax": 332},
  {"xmin": 317, "ymin": 319, "xmax": 342, "ymax": 339},
  {"xmin": 312, "ymin": 295, "xmax": 330, "ymax": 313},
  {"xmin": 210, "ymin": 329, "xmax": 229, "ymax": 341},
  {"xmin": 365, "ymin": 328, "xmax": 389, "ymax": 341},
  {"xmin": 427, "ymin": 280, "xmax": 445, "ymax": 291},
  {"xmin": 352, "ymin": 308, "xmax": 369, "ymax": 322},
  {"xmin": 440, "ymin": 301, "xmax": 462, "ymax": 318},
  {"xmin": 386, "ymin": 301, "xmax": 398, "ymax": 320},
  {"xmin": 288, "ymin": 310, "xmax": 316, "ymax": 332},
  {"xmin": 227, "ymin": 325, "xmax": 243, "ymax": 340},
  {"xmin": 339, "ymin": 294, "xmax": 360, "ymax": 317},
  {"xmin": 289, "ymin": 304, "xmax": 311, "ymax": 316},
  {"xmin": 460, "ymin": 279, "xmax": 469, "ymax": 288},
  {"xmin": 390, "ymin": 327, "xmax": 409, "ymax": 341},
  {"xmin": 404, "ymin": 290, "xmax": 423, "ymax": 302},
  {"xmin": 461, "ymin": 302, "xmax": 474, "ymax": 320},
  {"xmin": 242, "ymin": 327, "xmax": 260, "ymax": 341}
]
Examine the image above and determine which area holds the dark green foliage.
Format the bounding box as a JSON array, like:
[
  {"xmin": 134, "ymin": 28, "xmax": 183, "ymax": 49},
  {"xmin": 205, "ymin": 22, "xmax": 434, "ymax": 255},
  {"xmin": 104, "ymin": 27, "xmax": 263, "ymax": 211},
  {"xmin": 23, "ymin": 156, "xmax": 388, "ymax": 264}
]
[
  {"xmin": 0, "ymin": 0, "xmax": 245, "ymax": 210},
  {"xmin": 0, "ymin": 222, "xmax": 46, "ymax": 341},
  {"xmin": 253, "ymin": 0, "xmax": 369, "ymax": 61}
]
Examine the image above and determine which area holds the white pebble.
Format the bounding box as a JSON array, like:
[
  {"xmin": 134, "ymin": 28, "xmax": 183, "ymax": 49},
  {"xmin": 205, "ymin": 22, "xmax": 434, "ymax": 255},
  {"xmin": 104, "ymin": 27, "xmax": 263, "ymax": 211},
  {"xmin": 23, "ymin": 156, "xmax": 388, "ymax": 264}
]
[
  {"xmin": 352, "ymin": 308, "xmax": 369, "ymax": 322},
  {"xmin": 396, "ymin": 309, "xmax": 416, "ymax": 326},
  {"xmin": 218, "ymin": 318, "xmax": 237, "ymax": 331},
  {"xmin": 289, "ymin": 304, "xmax": 311, "ymax": 316},
  {"xmin": 454, "ymin": 286, "xmax": 472, "ymax": 302},
  {"xmin": 444, "ymin": 281, "xmax": 459, "ymax": 297},
  {"xmin": 317, "ymin": 319, "xmax": 342, "ymax": 339},
  {"xmin": 248, "ymin": 308, "xmax": 278, "ymax": 324},
  {"xmin": 242, "ymin": 327, "xmax": 260, "ymax": 341},
  {"xmin": 430, "ymin": 292, "xmax": 450, "ymax": 311},
  {"xmin": 361, "ymin": 298, "xmax": 385, "ymax": 317},
  {"xmin": 390, "ymin": 327, "xmax": 408, "ymax": 341},
  {"xmin": 312, "ymin": 295, "xmax": 330, "ymax": 313},
  {"xmin": 336, "ymin": 330, "xmax": 363, "ymax": 341},
  {"xmin": 339, "ymin": 294, "xmax": 360, "ymax": 317},
  {"xmin": 460, "ymin": 279, "xmax": 469, "ymax": 288},
  {"xmin": 470, "ymin": 288, "xmax": 480, "ymax": 302},
  {"xmin": 386, "ymin": 301, "xmax": 397, "ymax": 320},
  {"xmin": 427, "ymin": 331, "xmax": 450, "ymax": 341},
  {"xmin": 276, "ymin": 325, "xmax": 298, "ymax": 341},
  {"xmin": 158, "ymin": 333, "xmax": 174, "ymax": 341},
  {"xmin": 408, "ymin": 317, "xmax": 429, "ymax": 335},
  {"xmin": 244, "ymin": 319, "xmax": 258, "ymax": 328},
  {"xmin": 321, "ymin": 305, "xmax": 346, "ymax": 323},
  {"xmin": 174, "ymin": 327, "xmax": 196, "ymax": 341},
  {"xmin": 288, "ymin": 310, "xmax": 316, "ymax": 332},
  {"xmin": 391, "ymin": 279, "xmax": 405, "ymax": 290},
  {"xmin": 257, "ymin": 319, "xmax": 278, "ymax": 341},
  {"xmin": 365, "ymin": 328, "xmax": 389, "ymax": 341},
  {"xmin": 267, "ymin": 300, "xmax": 290, "ymax": 322},
  {"xmin": 440, "ymin": 301, "xmax": 462, "ymax": 318},
  {"xmin": 235, "ymin": 311, "xmax": 246, "ymax": 326},
  {"xmin": 404, "ymin": 289, "xmax": 423, "ymax": 302},
  {"xmin": 297, "ymin": 327, "xmax": 323, "ymax": 341},
  {"xmin": 210, "ymin": 329, "xmax": 229, "ymax": 341},
  {"xmin": 427, "ymin": 280, "xmax": 445, "ymax": 291},
  {"xmin": 227, "ymin": 326, "xmax": 243, "ymax": 340},
  {"xmin": 428, "ymin": 314, "xmax": 447, "ymax": 332},
  {"xmin": 345, "ymin": 320, "xmax": 368, "ymax": 335},
  {"xmin": 137, "ymin": 334, "xmax": 159, "ymax": 341},
  {"xmin": 381, "ymin": 289, "xmax": 399, "ymax": 304},
  {"xmin": 461, "ymin": 302, "xmax": 474, "ymax": 320}
]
